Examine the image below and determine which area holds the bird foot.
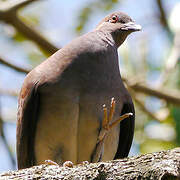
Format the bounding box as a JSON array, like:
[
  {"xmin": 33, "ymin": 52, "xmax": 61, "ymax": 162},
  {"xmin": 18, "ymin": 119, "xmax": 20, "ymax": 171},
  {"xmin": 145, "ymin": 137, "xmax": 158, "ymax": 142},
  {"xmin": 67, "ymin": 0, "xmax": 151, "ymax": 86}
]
[
  {"xmin": 44, "ymin": 160, "xmax": 59, "ymax": 166},
  {"xmin": 44, "ymin": 160, "xmax": 74, "ymax": 168},
  {"xmin": 63, "ymin": 161, "xmax": 74, "ymax": 168},
  {"xmin": 92, "ymin": 97, "xmax": 133, "ymax": 162},
  {"xmin": 80, "ymin": 161, "xmax": 89, "ymax": 165},
  {"xmin": 99, "ymin": 97, "xmax": 133, "ymax": 141}
]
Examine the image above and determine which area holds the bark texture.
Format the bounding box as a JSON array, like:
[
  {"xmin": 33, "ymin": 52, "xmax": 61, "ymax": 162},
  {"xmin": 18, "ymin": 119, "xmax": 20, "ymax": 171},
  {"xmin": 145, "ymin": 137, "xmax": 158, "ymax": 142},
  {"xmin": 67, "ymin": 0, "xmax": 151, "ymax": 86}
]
[{"xmin": 0, "ymin": 148, "xmax": 180, "ymax": 179}]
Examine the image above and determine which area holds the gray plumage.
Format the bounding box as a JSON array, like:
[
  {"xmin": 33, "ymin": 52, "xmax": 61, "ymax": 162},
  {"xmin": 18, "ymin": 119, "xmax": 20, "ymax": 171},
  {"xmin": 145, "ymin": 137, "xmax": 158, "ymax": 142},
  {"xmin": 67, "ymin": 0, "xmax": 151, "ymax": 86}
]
[{"xmin": 17, "ymin": 12, "xmax": 141, "ymax": 169}]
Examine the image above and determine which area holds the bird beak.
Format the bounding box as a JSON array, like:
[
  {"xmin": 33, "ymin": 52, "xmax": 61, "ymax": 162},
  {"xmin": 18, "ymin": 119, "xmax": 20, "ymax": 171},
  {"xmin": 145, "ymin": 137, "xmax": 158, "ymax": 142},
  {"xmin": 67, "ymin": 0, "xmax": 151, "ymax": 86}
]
[{"xmin": 121, "ymin": 22, "xmax": 142, "ymax": 32}]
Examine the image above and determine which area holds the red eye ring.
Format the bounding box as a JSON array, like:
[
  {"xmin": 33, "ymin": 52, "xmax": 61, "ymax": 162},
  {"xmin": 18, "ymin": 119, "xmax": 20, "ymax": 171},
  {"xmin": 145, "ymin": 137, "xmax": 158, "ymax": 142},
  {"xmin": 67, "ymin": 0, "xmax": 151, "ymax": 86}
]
[{"xmin": 111, "ymin": 15, "xmax": 118, "ymax": 23}]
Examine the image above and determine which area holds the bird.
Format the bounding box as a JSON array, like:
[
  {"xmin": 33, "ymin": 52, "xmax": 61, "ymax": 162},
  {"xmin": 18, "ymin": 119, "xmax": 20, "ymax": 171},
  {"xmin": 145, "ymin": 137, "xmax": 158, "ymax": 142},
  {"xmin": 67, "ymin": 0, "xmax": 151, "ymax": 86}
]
[{"xmin": 16, "ymin": 11, "xmax": 141, "ymax": 169}]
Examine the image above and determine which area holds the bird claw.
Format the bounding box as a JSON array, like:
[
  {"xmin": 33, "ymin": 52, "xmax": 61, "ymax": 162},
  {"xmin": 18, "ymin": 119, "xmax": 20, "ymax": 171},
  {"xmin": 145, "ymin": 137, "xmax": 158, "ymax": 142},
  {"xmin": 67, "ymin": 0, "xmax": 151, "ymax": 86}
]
[
  {"xmin": 92, "ymin": 97, "xmax": 133, "ymax": 162},
  {"xmin": 102, "ymin": 97, "xmax": 116, "ymax": 131},
  {"xmin": 81, "ymin": 160, "xmax": 89, "ymax": 165},
  {"xmin": 44, "ymin": 160, "xmax": 59, "ymax": 166},
  {"xmin": 101, "ymin": 97, "xmax": 133, "ymax": 140},
  {"xmin": 63, "ymin": 161, "xmax": 74, "ymax": 168},
  {"xmin": 44, "ymin": 160, "xmax": 73, "ymax": 168}
]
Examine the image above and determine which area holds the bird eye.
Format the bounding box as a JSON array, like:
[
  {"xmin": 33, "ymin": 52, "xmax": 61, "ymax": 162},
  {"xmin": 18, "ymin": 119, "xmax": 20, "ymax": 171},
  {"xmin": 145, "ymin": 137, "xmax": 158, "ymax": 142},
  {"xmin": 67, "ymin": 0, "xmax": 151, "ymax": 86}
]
[
  {"xmin": 110, "ymin": 15, "xmax": 118, "ymax": 23},
  {"xmin": 112, "ymin": 16, "xmax": 117, "ymax": 21}
]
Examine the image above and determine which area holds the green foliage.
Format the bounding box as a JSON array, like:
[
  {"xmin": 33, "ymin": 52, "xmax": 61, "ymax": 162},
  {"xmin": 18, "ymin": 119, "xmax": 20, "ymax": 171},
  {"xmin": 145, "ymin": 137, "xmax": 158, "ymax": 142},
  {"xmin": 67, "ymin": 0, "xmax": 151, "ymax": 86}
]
[
  {"xmin": 171, "ymin": 63, "xmax": 180, "ymax": 145},
  {"xmin": 172, "ymin": 107, "xmax": 180, "ymax": 145},
  {"xmin": 76, "ymin": 7, "xmax": 92, "ymax": 33},
  {"xmin": 19, "ymin": 13, "xmax": 40, "ymax": 26},
  {"xmin": 28, "ymin": 52, "xmax": 44, "ymax": 67},
  {"xmin": 12, "ymin": 31, "xmax": 26, "ymax": 42},
  {"xmin": 141, "ymin": 139, "xmax": 176, "ymax": 153}
]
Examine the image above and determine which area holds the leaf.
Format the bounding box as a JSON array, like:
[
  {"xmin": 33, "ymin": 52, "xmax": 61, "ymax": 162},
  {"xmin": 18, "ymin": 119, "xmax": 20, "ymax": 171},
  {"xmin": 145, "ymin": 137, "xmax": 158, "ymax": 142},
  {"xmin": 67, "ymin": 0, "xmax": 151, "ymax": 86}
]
[{"xmin": 13, "ymin": 31, "xmax": 27, "ymax": 42}]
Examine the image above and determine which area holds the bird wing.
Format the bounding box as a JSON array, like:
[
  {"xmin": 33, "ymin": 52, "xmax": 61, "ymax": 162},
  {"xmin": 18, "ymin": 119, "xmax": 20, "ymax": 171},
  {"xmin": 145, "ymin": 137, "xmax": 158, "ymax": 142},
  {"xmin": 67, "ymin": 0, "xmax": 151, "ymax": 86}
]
[
  {"xmin": 16, "ymin": 77, "xmax": 40, "ymax": 169},
  {"xmin": 114, "ymin": 102, "xmax": 135, "ymax": 159}
]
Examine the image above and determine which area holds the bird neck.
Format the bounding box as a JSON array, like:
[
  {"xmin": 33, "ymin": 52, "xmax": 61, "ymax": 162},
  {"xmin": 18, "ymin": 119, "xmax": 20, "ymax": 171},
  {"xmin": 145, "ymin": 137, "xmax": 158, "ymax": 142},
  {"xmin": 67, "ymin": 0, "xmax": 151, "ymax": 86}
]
[
  {"xmin": 111, "ymin": 31, "xmax": 130, "ymax": 47},
  {"xmin": 95, "ymin": 24, "xmax": 130, "ymax": 48},
  {"xmin": 94, "ymin": 29, "xmax": 116, "ymax": 48}
]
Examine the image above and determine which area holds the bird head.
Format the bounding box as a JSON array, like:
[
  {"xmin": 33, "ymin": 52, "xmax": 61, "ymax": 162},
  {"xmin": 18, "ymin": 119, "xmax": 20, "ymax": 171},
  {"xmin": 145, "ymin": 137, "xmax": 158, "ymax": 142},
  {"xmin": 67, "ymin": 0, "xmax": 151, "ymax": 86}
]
[{"xmin": 96, "ymin": 12, "xmax": 141, "ymax": 47}]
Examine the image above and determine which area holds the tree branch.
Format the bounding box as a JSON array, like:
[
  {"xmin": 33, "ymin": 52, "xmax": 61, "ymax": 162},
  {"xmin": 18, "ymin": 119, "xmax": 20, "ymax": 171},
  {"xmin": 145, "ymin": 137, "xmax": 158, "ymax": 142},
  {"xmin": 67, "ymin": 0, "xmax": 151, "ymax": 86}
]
[
  {"xmin": 9, "ymin": 0, "xmax": 39, "ymax": 11},
  {"xmin": 1, "ymin": 148, "xmax": 180, "ymax": 179},
  {"xmin": 0, "ymin": 0, "xmax": 180, "ymax": 107},
  {"xmin": 0, "ymin": 0, "xmax": 39, "ymax": 11},
  {"xmin": 0, "ymin": 56, "xmax": 30, "ymax": 74},
  {"xmin": 132, "ymin": 84, "xmax": 180, "ymax": 105},
  {"xmin": 156, "ymin": 0, "xmax": 172, "ymax": 36},
  {"xmin": 123, "ymin": 78, "xmax": 180, "ymax": 106},
  {"xmin": 11, "ymin": 15, "xmax": 58, "ymax": 55},
  {"xmin": 0, "ymin": 88, "xmax": 18, "ymax": 97},
  {"xmin": 1, "ymin": 53, "xmax": 180, "ymax": 107},
  {"xmin": 0, "ymin": 105, "xmax": 16, "ymax": 168},
  {"xmin": 0, "ymin": 0, "xmax": 59, "ymax": 55},
  {"xmin": 129, "ymin": 88, "xmax": 162, "ymax": 121},
  {"xmin": 160, "ymin": 32, "xmax": 180, "ymax": 86}
]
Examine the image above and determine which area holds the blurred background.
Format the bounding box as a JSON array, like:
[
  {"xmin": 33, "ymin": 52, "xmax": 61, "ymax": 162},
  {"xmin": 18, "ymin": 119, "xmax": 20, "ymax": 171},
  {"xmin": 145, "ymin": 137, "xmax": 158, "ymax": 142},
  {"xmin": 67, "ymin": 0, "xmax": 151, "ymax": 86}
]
[{"xmin": 0, "ymin": 0, "xmax": 180, "ymax": 172}]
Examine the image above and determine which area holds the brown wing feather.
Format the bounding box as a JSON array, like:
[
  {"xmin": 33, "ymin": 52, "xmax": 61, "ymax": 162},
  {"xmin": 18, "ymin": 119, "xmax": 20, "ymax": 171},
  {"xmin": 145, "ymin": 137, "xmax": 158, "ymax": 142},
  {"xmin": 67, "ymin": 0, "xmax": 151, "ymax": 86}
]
[
  {"xmin": 114, "ymin": 102, "xmax": 135, "ymax": 159},
  {"xmin": 16, "ymin": 80, "xmax": 39, "ymax": 169}
]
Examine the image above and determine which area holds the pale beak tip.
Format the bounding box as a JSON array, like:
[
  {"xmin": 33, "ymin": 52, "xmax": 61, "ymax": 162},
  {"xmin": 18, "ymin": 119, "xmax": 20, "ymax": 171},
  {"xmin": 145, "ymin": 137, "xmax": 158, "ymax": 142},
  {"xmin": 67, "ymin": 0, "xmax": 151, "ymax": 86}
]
[{"xmin": 135, "ymin": 24, "xmax": 142, "ymax": 31}]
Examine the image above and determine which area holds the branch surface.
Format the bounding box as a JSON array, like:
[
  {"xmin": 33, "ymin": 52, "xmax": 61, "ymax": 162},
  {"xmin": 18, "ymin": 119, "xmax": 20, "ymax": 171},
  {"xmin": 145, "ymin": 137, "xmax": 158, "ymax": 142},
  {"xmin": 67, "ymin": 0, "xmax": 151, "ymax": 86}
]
[{"xmin": 1, "ymin": 148, "xmax": 180, "ymax": 179}]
